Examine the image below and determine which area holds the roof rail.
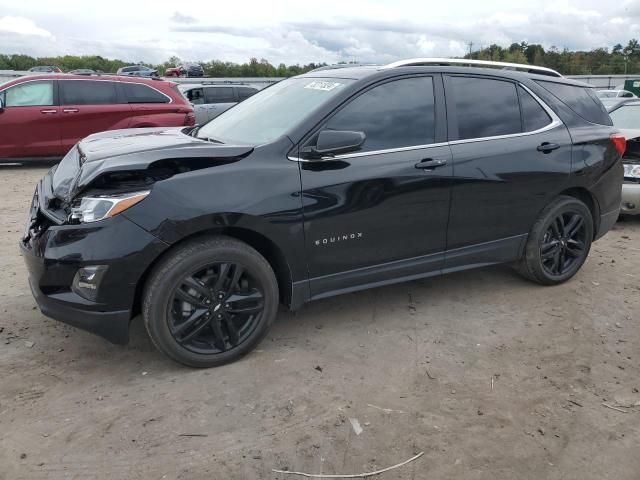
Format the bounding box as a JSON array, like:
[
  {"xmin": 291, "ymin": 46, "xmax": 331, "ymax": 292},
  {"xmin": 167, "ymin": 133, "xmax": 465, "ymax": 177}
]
[{"xmin": 380, "ymin": 58, "xmax": 563, "ymax": 78}]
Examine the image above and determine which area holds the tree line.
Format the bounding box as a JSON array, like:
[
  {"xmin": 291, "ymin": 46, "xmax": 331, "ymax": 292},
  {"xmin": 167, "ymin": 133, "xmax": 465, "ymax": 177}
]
[
  {"xmin": 0, "ymin": 54, "xmax": 325, "ymax": 77},
  {"xmin": 466, "ymin": 39, "xmax": 640, "ymax": 75},
  {"xmin": 2, "ymin": 39, "xmax": 640, "ymax": 77}
]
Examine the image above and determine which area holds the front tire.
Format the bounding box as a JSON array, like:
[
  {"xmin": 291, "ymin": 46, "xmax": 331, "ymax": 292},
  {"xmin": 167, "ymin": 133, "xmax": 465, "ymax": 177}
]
[
  {"xmin": 517, "ymin": 196, "xmax": 593, "ymax": 285},
  {"xmin": 143, "ymin": 236, "xmax": 278, "ymax": 367}
]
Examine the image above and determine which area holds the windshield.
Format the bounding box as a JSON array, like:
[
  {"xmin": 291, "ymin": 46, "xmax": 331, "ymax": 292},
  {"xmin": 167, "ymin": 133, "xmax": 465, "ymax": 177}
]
[
  {"xmin": 196, "ymin": 77, "xmax": 353, "ymax": 145},
  {"xmin": 597, "ymin": 91, "xmax": 617, "ymax": 98},
  {"xmin": 609, "ymin": 105, "xmax": 640, "ymax": 129}
]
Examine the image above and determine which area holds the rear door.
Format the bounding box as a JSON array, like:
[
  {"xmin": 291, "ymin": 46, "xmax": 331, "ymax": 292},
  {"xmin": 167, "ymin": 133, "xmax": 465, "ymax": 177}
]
[
  {"xmin": 0, "ymin": 79, "xmax": 61, "ymax": 159},
  {"xmin": 299, "ymin": 75, "xmax": 452, "ymax": 298},
  {"xmin": 444, "ymin": 75, "xmax": 573, "ymax": 269},
  {"xmin": 204, "ymin": 86, "xmax": 236, "ymax": 120},
  {"xmin": 58, "ymin": 79, "xmax": 133, "ymax": 151}
]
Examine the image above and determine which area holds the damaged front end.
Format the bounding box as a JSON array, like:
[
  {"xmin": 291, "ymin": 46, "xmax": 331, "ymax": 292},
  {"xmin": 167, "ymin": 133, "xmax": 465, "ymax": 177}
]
[
  {"xmin": 40, "ymin": 128, "xmax": 255, "ymax": 227},
  {"xmin": 20, "ymin": 128, "xmax": 255, "ymax": 344}
]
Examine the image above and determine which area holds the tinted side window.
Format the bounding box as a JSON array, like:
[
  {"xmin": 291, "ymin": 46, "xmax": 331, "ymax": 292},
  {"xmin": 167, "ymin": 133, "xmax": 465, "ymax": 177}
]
[
  {"xmin": 4, "ymin": 81, "xmax": 54, "ymax": 107},
  {"xmin": 324, "ymin": 76, "xmax": 435, "ymax": 152},
  {"xmin": 450, "ymin": 77, "xmax": 521, "ymax": 140},
  {"xmin": 519, "ymin": 86, "xmax": 551, "ymax": 132},
  {"xmin": 237, "ymin": 86, "xmax": 257, "ymax": 101},
  {"xmin": 185, "ymin": 88, "xmax": 205, "ymax": 104},
  {"xmin": 60, "ymin": 80, "xmax": 118, "ymax": 105},
  {"xmin": 205, "ymin": 87, "xmax": 235, "ymax": 103},
  {"xmin": 123, "ymin": 83, "xmax": 169, "ymax": 103},
  {"xmin": 536, "ymin": 81, "xmax": 612, "ymax": 125}
]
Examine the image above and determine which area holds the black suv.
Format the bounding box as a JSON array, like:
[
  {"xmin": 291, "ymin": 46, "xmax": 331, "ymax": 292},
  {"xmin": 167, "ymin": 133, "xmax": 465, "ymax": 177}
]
[{"xmin": 21, "ymin": 59, "xmax": 624, "ymax": 367}]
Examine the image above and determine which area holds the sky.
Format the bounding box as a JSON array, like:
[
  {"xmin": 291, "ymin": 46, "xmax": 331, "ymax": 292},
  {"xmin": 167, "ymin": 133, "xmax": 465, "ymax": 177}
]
[{"xmin": 0, "ymin": 0, "xmax": 639, "ymax": 65}]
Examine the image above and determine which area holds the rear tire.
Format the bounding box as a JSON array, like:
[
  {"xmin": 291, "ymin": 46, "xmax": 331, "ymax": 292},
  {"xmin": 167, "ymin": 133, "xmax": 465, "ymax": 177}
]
[
  {"xmin": 143, "ymin": 236, "xmax": 278, "ymax": 367},
  {"xmin": 516, "ymin": 196, "xmax": 593, "ymax": 285}
]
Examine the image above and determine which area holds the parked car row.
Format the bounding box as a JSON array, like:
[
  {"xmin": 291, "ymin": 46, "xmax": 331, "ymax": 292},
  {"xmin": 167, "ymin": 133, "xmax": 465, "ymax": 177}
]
[
  {"xmin": 165, "ymin": 63, "xmax": 205, "ymax": 78},
  {"xmin": 0, "ymin": 74, "xmax": 195, "ymax": 160},
  {"xmin": 25, "ymin": 64, "xmax": 206, "ymax": 77}
]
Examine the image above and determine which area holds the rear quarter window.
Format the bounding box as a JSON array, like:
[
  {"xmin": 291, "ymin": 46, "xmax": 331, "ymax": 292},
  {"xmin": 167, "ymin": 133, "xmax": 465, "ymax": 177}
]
[
  {"xmin": 536, "ymin": 81, "xmax": 612, "ymax": 125},
  {"xmin": 518, "ymin": 86, "xmax": 552, "ymax": 132},
  {"xmin": 123, "ymin": 83, "xmax": 169, "ymax": 103}
]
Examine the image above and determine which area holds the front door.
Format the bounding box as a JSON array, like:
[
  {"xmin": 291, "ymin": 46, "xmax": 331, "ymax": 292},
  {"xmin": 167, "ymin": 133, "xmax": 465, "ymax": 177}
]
[
  {"xmin": 0, "ymin": 79, "xmax": 61, "ymax": 159},
  {"xmin": 298, "ymin": 75, "xmax": 452, "ymax": 299}
]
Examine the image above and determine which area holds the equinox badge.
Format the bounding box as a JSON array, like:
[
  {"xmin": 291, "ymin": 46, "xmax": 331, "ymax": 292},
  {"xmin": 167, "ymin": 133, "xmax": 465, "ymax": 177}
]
[{"xmin": 314, "ymin": 232, "xmax": 363, "ymax": 246}]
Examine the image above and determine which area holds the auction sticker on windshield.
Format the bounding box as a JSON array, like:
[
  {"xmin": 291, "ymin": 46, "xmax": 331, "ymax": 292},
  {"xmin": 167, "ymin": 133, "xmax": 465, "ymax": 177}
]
[{"xmin": 304, "ymin": 81, "xmax": 343, "ymax": 91}]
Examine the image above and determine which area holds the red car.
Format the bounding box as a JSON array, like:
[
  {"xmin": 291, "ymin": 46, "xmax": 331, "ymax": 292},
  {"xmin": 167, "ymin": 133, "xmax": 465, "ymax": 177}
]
[{"xmin": 0, "ymin": 74, "xmax": 195, "ymax": 161}]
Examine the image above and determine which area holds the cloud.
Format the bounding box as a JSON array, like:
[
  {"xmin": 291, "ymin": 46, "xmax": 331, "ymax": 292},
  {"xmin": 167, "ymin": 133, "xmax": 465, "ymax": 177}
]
[
  {"xmin": 1, "ymin": 1, "xmax": 640, "ymax": 65},
  {"xmin": 170, "ymin": 12, "xmax": 197, "ymax": 24},
  {"xmin": 0, "ymin": 16, "xmax": 51, "ymax": 37}
]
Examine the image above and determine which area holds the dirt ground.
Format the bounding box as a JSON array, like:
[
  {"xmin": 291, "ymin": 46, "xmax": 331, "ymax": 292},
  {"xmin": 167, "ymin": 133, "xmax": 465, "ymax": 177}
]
[{"xmin": 1, "ymin": 164, "xmax": 639, "ymax": 480}]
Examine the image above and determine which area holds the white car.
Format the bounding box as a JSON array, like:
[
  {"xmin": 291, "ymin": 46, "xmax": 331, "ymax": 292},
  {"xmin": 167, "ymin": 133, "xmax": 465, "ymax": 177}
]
[
  {"xmin": 597, "ymin": 89, "xmax": 637, "ymax": 99},
  {"xmin": 178, "ymin": 84, "xmax": 259, "ymax": 124},
  {"xmin": 608, "ymin": 101, "xmax": 640, "ymax": 215}
]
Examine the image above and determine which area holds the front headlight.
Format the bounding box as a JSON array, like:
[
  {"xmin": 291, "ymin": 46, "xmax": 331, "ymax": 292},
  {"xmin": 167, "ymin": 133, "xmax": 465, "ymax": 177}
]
[
  {"xmin": 70, "ymin": 191, "xmax": 150, "ymax": 223},
  {"xmin": 624, "ymin": 164, "xmax": 640, "ymax": 179}
]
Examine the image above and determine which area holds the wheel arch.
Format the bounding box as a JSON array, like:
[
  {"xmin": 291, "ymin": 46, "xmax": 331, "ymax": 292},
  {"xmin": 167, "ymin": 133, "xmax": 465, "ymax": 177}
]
[
  {"xmin": 130, "ymin": 227, "xmax": 294, "ymax": 320},
  {"xmin": 557, "ymin": 187, "xmax": 600, "ymax": 238}
]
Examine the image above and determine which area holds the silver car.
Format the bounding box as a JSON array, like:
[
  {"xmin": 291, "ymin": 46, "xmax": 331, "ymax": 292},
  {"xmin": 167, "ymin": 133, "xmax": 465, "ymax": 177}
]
[
  {"xmin": 179, "ymin": 84, "xmax": 259, "ymax": 124},
  {"xmin": 608, "ymin": 100, "xmax": 640, "ymax": 215}
]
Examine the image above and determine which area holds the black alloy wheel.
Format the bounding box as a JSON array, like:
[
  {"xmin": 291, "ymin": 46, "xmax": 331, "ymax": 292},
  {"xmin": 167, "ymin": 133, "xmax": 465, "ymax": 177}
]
[
  {"xmin": 169, "ymin": 262, "xmax": 264, "ymax": 354},
  {"xmin": 143, "ymin": 236, "xmax": 278, "ymax": 367},
  {"xmin": 516, "ymin": 196, "xmax": 593, "ymax": 285},
  {"xmin": 540, "ymin": 211, "xmax": 587, "ymax": 276}
]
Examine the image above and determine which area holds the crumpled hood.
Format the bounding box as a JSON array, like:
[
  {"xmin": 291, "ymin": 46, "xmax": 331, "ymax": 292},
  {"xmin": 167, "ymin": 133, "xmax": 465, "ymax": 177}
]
[
  {"xmin": 54, "ymin": 127, "xmax": 254, "ymax": 200},
  {"xmin": 79, "ymin": 127, "xmax": 209, "ymax": 161}
]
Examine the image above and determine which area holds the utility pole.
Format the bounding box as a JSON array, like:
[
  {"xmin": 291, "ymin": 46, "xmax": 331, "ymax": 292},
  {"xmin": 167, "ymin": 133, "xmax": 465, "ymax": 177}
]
[{"xmin": 467, "ymin": 41, "xmax": 474, "ymax": 58}]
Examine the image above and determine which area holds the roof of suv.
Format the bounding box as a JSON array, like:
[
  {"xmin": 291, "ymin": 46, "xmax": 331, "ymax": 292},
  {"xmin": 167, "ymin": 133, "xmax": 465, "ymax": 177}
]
[{"xmin": 298, "ymin": 59, "xmax": 587, "ymax": 87}]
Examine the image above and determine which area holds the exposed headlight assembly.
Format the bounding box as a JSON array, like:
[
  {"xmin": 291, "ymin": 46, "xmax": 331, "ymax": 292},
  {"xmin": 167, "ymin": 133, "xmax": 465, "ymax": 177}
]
[
  {"xmin": 624, "ymin": 164, "xmax": 640, "ymax": 179},
  {"xmin": 70, "ymin": 191, "xmax": 150, "ymax": 223}
]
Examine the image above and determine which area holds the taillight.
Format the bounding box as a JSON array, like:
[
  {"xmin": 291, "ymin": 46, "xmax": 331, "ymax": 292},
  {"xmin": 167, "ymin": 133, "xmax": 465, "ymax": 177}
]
[
  {"xmin": 610, "ymin": 134, "xmax": 626, "ymax": 157},
  {"xmin": 184, "ymin": 112, "xmax": 195, "ymax": 126}
]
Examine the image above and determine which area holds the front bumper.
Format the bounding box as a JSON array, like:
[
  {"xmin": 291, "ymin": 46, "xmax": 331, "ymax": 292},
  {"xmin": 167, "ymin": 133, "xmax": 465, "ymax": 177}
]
[
  {"xmin": 20, "ymin": 187, "xmax": 168, "ymax": 344},
  {"xmin": 25, "ymin": 272, "xmax": 131, "ymax": 344},
  {"xmin": 621, "ymin": 181, "xmax": 640, "ymax": 215}
]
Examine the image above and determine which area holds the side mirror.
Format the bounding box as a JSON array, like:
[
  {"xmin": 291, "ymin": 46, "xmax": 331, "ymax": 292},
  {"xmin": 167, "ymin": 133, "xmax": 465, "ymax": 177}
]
[
  {"xmin": 0, "ymin": 97, "xmax": 4, "ymax": 112},
  {"xmin": 302, "ymin": 130, "xmax": 366, "ymax": 159}
]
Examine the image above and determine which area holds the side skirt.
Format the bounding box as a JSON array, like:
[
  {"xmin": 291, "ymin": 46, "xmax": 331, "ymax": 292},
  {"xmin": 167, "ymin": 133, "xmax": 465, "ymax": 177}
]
[{"xmin": 290, "ymin": 234, "xmax": 528, "ymax": 309}]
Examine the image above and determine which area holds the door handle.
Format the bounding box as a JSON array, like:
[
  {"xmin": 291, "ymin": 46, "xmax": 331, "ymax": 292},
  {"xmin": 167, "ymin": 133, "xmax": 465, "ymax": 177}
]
[
  {"xmin": 537, "ymin": 142, "xmax": 561, "ymax": 153},
  {"xmin": 415, "ymin": 158, "xmax": 447, "ymax": 170},
  {"xmin": 40, "ymin": 109, "xmax": 57, "ymax": 114},
  {"xmin": 63, "ymin": 108, "xmax": 79, "ymax": 113}
]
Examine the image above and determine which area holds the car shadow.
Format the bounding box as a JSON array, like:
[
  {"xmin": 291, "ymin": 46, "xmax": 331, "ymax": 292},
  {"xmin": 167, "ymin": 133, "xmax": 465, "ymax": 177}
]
[{"xmin": 101, "ymin": 263, "xmax": 527, "ymax": 371}]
